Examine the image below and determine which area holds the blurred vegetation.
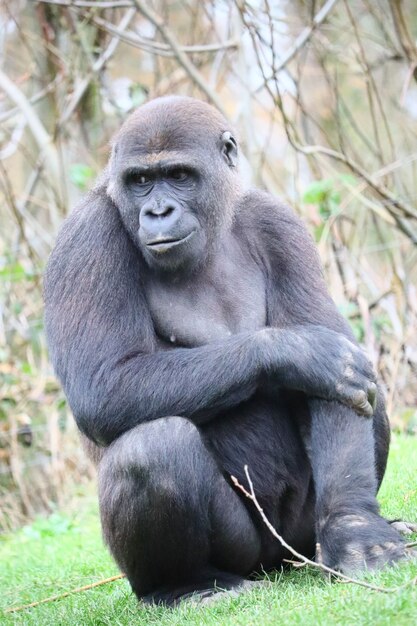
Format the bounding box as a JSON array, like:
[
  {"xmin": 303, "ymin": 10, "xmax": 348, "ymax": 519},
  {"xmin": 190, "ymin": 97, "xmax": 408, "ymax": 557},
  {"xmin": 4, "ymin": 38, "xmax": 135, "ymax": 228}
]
[{"xmin": 0, "ymin": 0, "xmax": 416, "ymax": 530}]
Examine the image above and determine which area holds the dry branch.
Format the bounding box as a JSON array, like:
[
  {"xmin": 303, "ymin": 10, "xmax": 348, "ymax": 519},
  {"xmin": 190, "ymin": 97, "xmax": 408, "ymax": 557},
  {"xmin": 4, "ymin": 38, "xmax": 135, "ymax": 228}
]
[
  {"xmin": 0, "ymin": 69, "xmax": 59, "ymax": 181},
  {"xmin": 131, "ymin": 0, "xmax": 228, "ymax": 117},
  {"xmin": 251, "ymin": 0, "xmax": 342, "ymax": 93},
  {"xmin": 37, "ymin": 0, "xmax": 133, "ymax": 7},
  {"xmin": 58, "ymin": 8, "xmax": 136, "ymax": 127},
  {"xmin": 4, "ymin": 574, "xmax": 126, "ymax": 614},
  {"xmin": 90, "ymin": 15, "xmax": 238, "ymax": 57}
]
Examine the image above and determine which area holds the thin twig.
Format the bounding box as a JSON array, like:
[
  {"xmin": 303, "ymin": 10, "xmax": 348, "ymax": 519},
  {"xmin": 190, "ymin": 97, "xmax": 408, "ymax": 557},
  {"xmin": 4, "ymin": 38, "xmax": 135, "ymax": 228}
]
[
  {"xmin": 90, "ymin": 14, "xmax": 238, "ymax": 57},
  {"xmin": 58, "ymin": 8, "xmax": 136, "ymax": 128},
  {"xmin": 251, "ymin": 0, "xmax": 341, "ymax": 93},
  {"xmin": 232, "ymin": 465, "xmax": 417, "ymax": 594},
  {"xmin": 0, "ymin": 69, "xmax": 59, "ymax": 181},
  {"xmin": 38, "ymin": 0, "xmax": 133, "ymax": 7},
  {"xmin": 292, "ymin": 144, "xmax": 417, "ymax": 242},
  {"xmin": 0, "ymin": 76, "xmax": 62, "ymax": 124},
  {"xmin": 4, "ymin": 574, "xmax": 126, "ymax": 614},
  {"xmin": 131, "ymin": 0, "xmax": 228, "ymax": 117}
]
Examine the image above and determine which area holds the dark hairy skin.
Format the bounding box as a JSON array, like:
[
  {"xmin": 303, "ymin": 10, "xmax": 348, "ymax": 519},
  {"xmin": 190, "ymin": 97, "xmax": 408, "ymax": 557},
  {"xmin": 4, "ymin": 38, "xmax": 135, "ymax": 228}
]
[{"xmin": 44, "ymin": 96, "xmax": 408, "ymax": 606}]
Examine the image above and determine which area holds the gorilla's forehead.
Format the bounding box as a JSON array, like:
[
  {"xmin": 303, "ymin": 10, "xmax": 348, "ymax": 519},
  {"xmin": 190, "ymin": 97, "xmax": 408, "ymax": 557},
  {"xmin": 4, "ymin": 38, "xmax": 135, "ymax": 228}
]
[
  {"xmin": 116, "ymin": 125, "xmax": 219, "ymax": 161},
  {"xmin": 115, "ymin": 150, "xmax": 200, "ymax": 172}
]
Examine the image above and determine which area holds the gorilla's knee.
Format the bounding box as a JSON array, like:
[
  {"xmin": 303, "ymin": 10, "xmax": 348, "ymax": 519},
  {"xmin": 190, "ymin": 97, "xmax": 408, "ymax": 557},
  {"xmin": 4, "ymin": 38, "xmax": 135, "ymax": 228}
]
[
  {"xmin": 98, "ymin": 416, "xmax": 204, "ymax": 529},
  {"xmin": 100, "ymin": 416, "xmax": 196, "ymax": 476}
]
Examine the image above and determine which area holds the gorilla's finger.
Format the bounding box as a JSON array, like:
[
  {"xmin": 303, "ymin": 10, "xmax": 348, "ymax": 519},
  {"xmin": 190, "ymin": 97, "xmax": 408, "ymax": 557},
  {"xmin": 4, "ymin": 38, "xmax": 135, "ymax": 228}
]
[
  {"xmin": 350, "ymin": 389, "xmax": 374, "ymax": 418},
  {"xmin": 367, "ymin": 383, "xmax": 377, "ymax": 411}
]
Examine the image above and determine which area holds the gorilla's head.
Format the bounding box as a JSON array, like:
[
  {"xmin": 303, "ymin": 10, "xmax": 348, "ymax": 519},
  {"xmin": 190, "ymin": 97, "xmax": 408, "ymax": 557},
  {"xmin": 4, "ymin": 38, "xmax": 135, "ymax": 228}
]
[{"xmin": 108, "ymin": 96, "xmax": 241, "ymax": 273}]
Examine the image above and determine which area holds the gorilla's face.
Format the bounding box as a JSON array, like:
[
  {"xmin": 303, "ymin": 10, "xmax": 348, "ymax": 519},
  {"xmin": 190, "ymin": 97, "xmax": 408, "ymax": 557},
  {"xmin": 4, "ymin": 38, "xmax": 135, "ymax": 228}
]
[
  {"xmin": 107, "ymin": 96, "xmax": 239, "ymax": 274},
  {"xmin": 124, "ymin": 160, "xmax": 207, "ymax": 272}
]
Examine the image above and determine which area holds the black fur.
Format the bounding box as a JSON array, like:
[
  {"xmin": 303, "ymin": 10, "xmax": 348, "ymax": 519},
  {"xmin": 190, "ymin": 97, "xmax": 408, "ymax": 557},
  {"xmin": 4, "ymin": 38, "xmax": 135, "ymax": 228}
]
[{"xmin": 44, "ymin": 96, "xmax": 406, "ymax": 605}]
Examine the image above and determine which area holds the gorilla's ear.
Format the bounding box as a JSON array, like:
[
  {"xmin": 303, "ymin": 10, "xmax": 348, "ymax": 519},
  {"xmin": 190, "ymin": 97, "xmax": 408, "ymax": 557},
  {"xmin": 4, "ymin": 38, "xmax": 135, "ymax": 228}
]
[{"xmin": 221, "ymin": 131, "xmax": 238, "ymax": 168}]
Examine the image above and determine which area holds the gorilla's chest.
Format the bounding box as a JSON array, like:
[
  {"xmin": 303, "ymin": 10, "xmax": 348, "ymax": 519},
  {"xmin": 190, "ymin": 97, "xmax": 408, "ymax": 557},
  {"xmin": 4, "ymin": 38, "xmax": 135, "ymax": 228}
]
[{"xmin": 144, "ymin": 257, "xmax": 266, "ymax": 347}]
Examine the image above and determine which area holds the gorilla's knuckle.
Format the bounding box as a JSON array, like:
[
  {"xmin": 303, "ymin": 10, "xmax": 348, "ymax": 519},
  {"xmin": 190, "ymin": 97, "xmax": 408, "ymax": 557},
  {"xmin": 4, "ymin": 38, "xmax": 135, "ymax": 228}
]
[
  {"xmin": 353, "ymin": 389, "xmax": 368, "ymax": 406},
  {"xmin": 335, "ymin": 381, "xmax": 345, "ymax": 395},
  {"xmin": 343, "ymin": 350, "xmax": 354, "ymax": 365},
  {"xmin": 370, "ymin": 545, "xmax": 384, "ymax": 557},
  {"xmin": 344, "ymin": 365, "xmax": 354, "ymax": 380},
  {"xmin": 342, "ymin": 514, "xmax": 369, "ymax": 528}
]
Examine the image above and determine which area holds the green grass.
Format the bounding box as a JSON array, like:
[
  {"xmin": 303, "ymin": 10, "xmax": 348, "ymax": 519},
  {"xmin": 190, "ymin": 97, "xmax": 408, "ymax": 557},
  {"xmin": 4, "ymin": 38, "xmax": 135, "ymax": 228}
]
[{"xmin": 1, "ymin": 434, "xmax": 416, "ymax": 625}]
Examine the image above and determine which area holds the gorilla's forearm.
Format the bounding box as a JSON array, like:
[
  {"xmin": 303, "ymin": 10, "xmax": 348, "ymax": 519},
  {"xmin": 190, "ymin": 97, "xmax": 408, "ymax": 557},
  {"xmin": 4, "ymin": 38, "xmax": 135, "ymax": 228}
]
[
  {"xmin": 72, "ymin": 324, "xmax": 374, "ymax": 446},
  {"xmin": 73, "ymin": 331, "xmax": 261, "ymax": 445},
  {"xmin": 73, "ymin": 329, "xmax": 291, "ymax": 444}
]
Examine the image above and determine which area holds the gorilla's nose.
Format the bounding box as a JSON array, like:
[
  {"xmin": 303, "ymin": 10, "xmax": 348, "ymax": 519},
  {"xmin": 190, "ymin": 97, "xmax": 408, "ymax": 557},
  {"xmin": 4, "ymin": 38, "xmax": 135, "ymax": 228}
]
[{"xmin": 140, "ymin": 199, "xmax": 181, "ymax": 235}]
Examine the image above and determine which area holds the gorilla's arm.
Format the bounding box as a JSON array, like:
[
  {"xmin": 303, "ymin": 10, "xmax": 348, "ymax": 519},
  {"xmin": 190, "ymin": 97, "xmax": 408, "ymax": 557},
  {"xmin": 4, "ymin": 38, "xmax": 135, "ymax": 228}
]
[{"xmin": 45, "ymin": 190, "xmax": 370, "ymax": 446}]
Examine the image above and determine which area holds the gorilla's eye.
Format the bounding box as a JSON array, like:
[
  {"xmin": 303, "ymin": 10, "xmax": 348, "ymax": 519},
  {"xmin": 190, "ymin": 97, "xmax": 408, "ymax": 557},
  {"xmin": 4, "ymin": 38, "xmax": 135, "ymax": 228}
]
[
  {"xmin": 124, "ymin": 170, "xmax": 153, "ymax": 188},
  {"xmin": 137, "ymin": 174, "xmax": 151, "ymax": 185},
  {"xmin": 168, "ymin": 169, "xmax": 188, "ymax": 182}
]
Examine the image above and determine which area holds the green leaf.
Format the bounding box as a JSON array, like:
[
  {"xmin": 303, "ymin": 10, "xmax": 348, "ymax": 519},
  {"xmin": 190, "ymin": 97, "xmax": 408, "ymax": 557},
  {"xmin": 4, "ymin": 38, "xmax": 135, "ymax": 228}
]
[
  {"xmin": 302, "ymin": 179, "xmax": 333, "ymax": 204},
  {"xmin": 20, "ymin": 362, "xmax": 33, "ymax": 375},
  {"xmin": 70, "ymin": 163, "xmax": 94, "ymax": 190},
  {"xmin": 0, "ymin": 263, "xmax": 26, "ymax": 282}
]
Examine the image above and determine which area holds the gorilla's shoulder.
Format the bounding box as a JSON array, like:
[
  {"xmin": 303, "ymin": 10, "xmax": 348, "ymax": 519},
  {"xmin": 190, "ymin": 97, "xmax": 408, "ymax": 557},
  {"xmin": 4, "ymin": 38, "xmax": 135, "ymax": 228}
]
[
  {"xmin": 59, "ymin": 185, "xmax": 124, "ymax": 249},
  {"xmin": 236, "ymin": 188, "xmax": 318, "ymax": 270},
  {"xmin": 47, "ymin": 184, "xmax": 136, "ymax": 285},
  {"xmin": 239, "ymin": 188, "xmax": 306, "ymax": 233}
]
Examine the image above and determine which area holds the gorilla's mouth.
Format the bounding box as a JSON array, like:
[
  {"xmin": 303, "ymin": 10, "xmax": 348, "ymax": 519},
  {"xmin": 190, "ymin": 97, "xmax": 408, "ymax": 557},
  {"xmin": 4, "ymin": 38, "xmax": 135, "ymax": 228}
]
[{"xmin": 146, "ymin": 231, "xmax": 195, "ymax": 253}]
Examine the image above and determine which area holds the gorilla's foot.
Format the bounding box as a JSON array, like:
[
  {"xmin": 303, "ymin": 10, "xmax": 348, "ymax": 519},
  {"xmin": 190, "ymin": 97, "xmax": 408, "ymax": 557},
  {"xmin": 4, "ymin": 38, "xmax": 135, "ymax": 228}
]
[
  {"xmin": 389, "ymin": 520, "xmax": 417, "ymax": 536},
  {"xmin": 317, "ymin": 511, "xmax": 412, "ymax": 574},
  {"xmin": 186, "ymin": 579, "xmax": 267, "ymax": 607},
  {"xmin": 141, "ymin": 570, "xmax": 249, "ymax": 607}
]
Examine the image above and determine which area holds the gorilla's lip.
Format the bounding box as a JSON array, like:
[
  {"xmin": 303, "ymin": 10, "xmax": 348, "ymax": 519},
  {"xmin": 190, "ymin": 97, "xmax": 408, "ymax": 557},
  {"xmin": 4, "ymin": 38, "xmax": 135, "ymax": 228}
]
[{"xmin": 145, "ymin": 231, "xmax": 195, "ymax": 252}]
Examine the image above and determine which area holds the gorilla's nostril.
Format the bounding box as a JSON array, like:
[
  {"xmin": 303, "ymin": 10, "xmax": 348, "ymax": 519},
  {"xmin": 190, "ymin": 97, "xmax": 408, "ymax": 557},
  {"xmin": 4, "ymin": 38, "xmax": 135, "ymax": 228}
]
[
  {"xmin": 161, "ymin": 205, "xmax": 174, "ymax": 218},
  {"xmin": 147, "ymin": 204, "xmax": 176, "ymax": 218}
]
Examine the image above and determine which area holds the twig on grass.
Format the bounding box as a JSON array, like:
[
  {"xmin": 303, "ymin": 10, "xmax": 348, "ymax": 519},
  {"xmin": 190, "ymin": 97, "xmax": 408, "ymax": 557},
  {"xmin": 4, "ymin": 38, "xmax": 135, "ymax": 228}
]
[
  {"xmin": 231, "ymin": 465, "xmax": 417, "ymax": 594},
  {"xmin": 4, "ymin": 574, "xmax": 126, "ymax": 614}
]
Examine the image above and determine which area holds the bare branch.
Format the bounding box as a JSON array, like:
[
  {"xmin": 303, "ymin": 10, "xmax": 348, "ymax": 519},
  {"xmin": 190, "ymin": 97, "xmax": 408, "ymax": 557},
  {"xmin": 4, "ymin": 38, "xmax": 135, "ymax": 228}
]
[
  {"xmin": 131, "ymin": 0, "xmax": 228, "ymax": 117},
  {"xmin": 251, "ymin": 0, "xmax": 342, "ymax": 93},
  {"xmin": 232, "ymin": 465, "xmax": 417, "ymax": 594},
  {"xmin": 0, "ymin": 68, "xmax": 60, "ymax": 182},
  {"xmin": 5, "ymin": 574, "xmax": 126, "ymax": 614},
  {"xmin": 90, "ymin": 14, "xmax": 238, "ymax": 57},
  {"xmin": 390, "ymin": 0, "xmax": 417, "ymax": 68},
  {"xmin": 37, "ymin": 0, "xmax": 133, "ymax": 7},
  {"xmin": 297, "ymin": 144, "xmax": 417, "ymax": 238},
  {"xmin": 58, "ymin": 8, "xmax": 136, "ymax": 127},
  {"xmin": 0, "ymin": 117, "xmax": 26, "ymax": 159},
  {"xmin": 0, "ymin": 77, "xmax": 62, "ymax": 124}
]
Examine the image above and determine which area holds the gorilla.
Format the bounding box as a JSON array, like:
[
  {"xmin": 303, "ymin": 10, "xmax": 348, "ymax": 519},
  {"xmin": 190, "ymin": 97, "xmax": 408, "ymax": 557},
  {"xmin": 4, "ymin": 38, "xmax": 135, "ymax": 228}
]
[{"xmin": 44, "ymin": 96, "xmax": 407, "ymax": 605}]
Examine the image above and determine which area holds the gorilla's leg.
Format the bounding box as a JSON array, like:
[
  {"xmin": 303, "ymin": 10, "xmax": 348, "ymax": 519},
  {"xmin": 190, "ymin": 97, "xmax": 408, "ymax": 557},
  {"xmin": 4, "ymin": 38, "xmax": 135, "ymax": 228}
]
[
  {"xmin": 98, "ymin": 416, "xmax": 261, "ymax": 605},
  {"xmin": 309, "ymin": 398, "xmax": 407, "ymax": 573}
]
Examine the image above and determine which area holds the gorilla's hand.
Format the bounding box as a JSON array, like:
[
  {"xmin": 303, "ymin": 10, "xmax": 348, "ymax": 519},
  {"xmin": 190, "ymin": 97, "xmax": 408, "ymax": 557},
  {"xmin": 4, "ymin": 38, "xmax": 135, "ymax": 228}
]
[{"xmin": 258, "ymin": 326, "xmax": 377, "ymax": 417}]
